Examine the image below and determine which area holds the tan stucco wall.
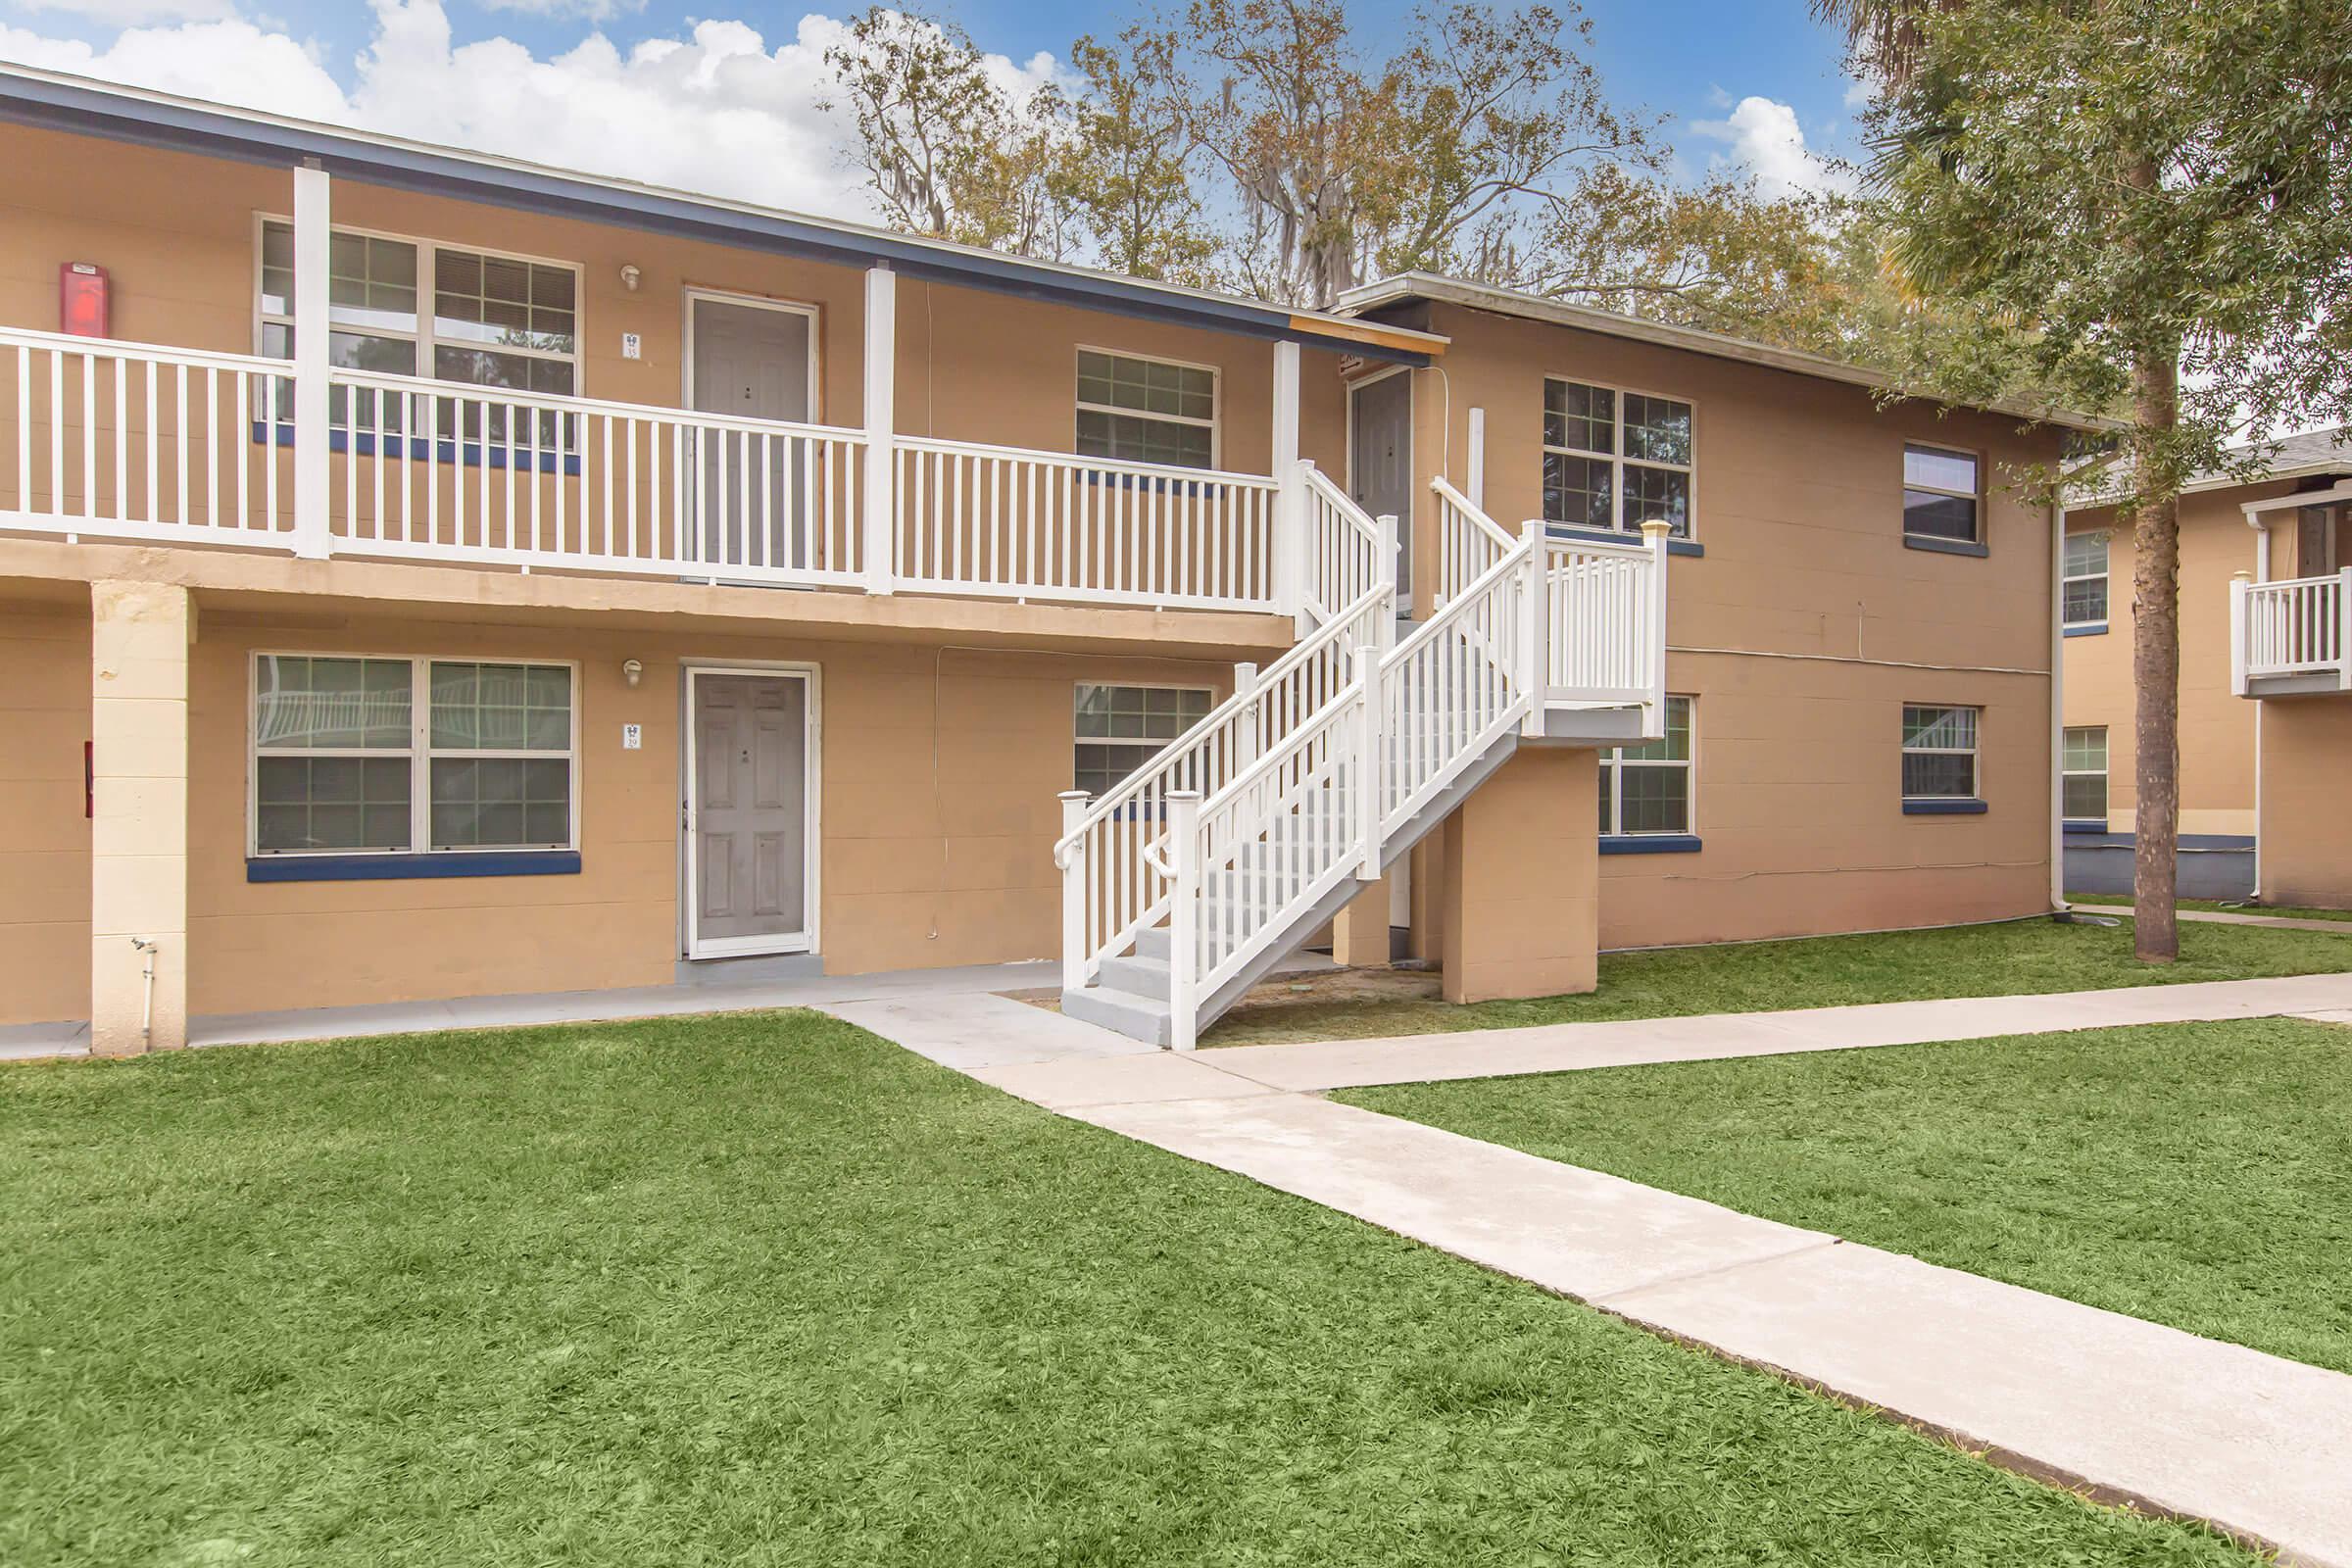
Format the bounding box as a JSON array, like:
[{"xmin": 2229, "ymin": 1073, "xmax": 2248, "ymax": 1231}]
[
  {"xmin": 0, "ymin": 592, "xmax": 1242, "ymax": 1021},
  {"xmin": 1377, "ymin": 301, "xmax": 2065, "ymax": 949},
  {"xmin": 2062, "ymin": 488, "xmax": 2279, "ymax": 834},
  {"xmin": 2255, "ymin": 696, "xmax": 2352, "ymax": 907},
  {"xmin": 0, "ymin": 599, "xmax": 90, "ymax": 1024},
  {"xmin": 0, "ymin": 121, "xmax": 1350, "ymax": 481}
]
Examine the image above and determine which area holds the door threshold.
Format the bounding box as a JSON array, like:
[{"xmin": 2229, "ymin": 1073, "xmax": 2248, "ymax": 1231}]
[{"xmin": 675, "ymin": 952, "xmax": 825, "ymax": 987}]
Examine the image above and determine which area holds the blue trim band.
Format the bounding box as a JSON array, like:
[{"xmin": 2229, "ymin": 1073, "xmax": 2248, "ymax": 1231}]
[
  {"xmin": 1545, "ymin": 522, "xmax": 1703, "ymax": 558},
  {"xmin": 252, "ymin": 421, "xmax": 584, "ymax": 476},
  {"xmin": 247, "ymin": 850, "xmax": 582, "ymax": 882},
  {"xmin": 2063, "ymin": 622, "xmax": 2109, "ymax": 638},
  {"xmin": 2064, "ymin": 831, "xmax": 2255, "ymax": 852},
  {"xmin": 1600, "ymin": 834, "xmax": 1702, "ymax": 856},
  {"xmin": 2062, "ymin": 818, "xmax": 2112, "ymax": 835},
  {"xmin": 1903, "ymin": 534, "xmax": 1990, "ymax": 559},
  {"xmin": 1903, "ymin": 798, "xmax": 1988, "ymax": 815}
]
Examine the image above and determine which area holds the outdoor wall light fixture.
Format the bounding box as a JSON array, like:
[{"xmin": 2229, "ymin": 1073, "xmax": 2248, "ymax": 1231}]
[
  {"xmin": 619, "ymin": 264, "xmax": 643, "ymax": 292},
  {"xmin": 621, "ymin": 658, "xmax": 644, "ymax": 687}
]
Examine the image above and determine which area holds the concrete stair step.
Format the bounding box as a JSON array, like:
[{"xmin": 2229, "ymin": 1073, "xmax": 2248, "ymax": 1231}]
[
  {"xmin": 1097, "ymin": 954, "xmax": 1173, "ymax": 1003},
  {"xmin": 1060, "ymin": 984, "xmax": 1173, "ymax": 1047}
]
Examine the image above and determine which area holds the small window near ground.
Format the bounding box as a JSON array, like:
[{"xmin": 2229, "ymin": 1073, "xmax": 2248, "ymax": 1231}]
[
  {"xmin": 1542, "ymin": 377, "xmax": 1693, "ymax": 538},
  {"xmin": 2063, "ymin": 725, "xmax": 2109, "ymax": 823},
  {"xmin": 1598, "ymin": 696, "xmax": 1693, "ymax": 835},
  {"xmin": 1075, "ymin": 350, "xmax": 1216, "ymax": 469},
  {"xmin": 2064, "ymin": 531, "xmax": 2109, "ymax": 625},
  {"xmin": 1903, "ymin": 444, "xmax": 1982, "ymax": 544},
  {"xmin": 252, "ymin": 655, "xmax": 576, "ymax": 857},
  {"xmin": 1073, "ymin": 682, "xmax": 1215, "ymax": 797},
  {"xmin": 1901, "ymin": 704, "xmax": 1981, "ymax": 800}
]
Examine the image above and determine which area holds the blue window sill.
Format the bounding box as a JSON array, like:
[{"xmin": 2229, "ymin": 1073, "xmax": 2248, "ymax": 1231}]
[
  {"xmin": 1600, "ymin": 834, "xmax": 1702, "ymax": 856},
  {"xmin": 1546, "ymin": 522, "xmax": 1703, "ymax": 558},
  {"xmin": 2062, "ymin": 818, "xmax": 2112, "ymax": 835},
  {"xmin": 1903, "ymin": 798, "xmax": 1987, "ymax": 815},
  {"xmin": 251, "ymin": 421, "xmax": 584, "ymax": 477},
  {"xmin": 1904, "ymin": 534, "xmax": 1989, "ymax": 559},
  {"xmin": 248, "ymin": 850, "xmax": 582, "ymax": 882},
  {"xmin": 2063, "ymin": 622, "xmax": 2108, "ymax": 638}
]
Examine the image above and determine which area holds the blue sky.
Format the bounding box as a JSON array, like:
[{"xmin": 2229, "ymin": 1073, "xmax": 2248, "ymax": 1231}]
[{"xmin": 0, "ymin": 0, "xmax": 1865, "ymax": 220}]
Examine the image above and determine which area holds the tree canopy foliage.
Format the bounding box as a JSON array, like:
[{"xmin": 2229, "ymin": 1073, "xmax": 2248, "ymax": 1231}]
[{"xmin": 823, "ymin": 0, "xmax": 1895, "ymax": 354}]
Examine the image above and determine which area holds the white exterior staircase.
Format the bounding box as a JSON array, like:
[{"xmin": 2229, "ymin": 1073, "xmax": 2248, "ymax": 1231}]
[{"xmin": 1054, "ymin": 467, "xmax": 1670, "ymax": 1048}]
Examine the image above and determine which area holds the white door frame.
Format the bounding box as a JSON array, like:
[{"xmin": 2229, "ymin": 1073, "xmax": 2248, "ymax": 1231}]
[
  {"xmin": 681, "ymin": 661, "xmax": 822, "ymax": 960},
  {"xmin": 680, "ymin": 287, "xmax": 823, "ymax": 422}
]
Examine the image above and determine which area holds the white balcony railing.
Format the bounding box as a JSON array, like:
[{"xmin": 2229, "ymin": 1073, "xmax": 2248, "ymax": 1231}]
[
  {"xmin": 2233, "ymin": 570, "xmax": 2352, "ymax": 693},
  {"xmin": 0, "ymin": 325, "xmax": 1304, "ymax": 614}
]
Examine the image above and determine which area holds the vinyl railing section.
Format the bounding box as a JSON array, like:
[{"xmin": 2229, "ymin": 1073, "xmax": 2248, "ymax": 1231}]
[
  {"xmin": 1053, "ymin": 580, "xmax": 1392, "ymax": 989},
  {"xmin": 1542, "ymin": 529, "xmax": 1669, "ymax": 709},
  {"xmin": 1435, "ymin": 475, "xmax": 1514, "ymax": 604},
  {"xmin": 0, "ymin": 325, "xmax": 295, "ymax": 548},
  {"xmin": 2234, "ymin": 571, "xmax": 2352, "ymax": 691},
  {"xmin": 326, "ymin": 369, "xmax": 869, "ymax": 585},
  {"xmin": 1299, "ymin": 461, "xmax": 1393, "ymax": 620},
  {"xmin": 895, "ymin": 435, "xmax": 1279, "ymax": 611}
]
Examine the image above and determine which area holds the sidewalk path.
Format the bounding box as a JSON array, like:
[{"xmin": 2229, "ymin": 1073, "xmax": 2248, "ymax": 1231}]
[
  {"xmin": 831, "ymin": 979, "xmax": 2352, "ymax": 1568},
  {"xmin": 2078, "ymin": 904, "xmax": 2352, "ymax": 935}
]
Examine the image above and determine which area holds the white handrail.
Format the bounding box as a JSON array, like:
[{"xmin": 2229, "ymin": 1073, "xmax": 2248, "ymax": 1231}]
[
  {"xmin": 0, "ymin": 326, "xmax": 293, "ymax": 546},
  {"xmin": 1300, "ymin": 462, "xmax": 1391, "ymax": 619},
  {"xmin": 2240, "ymin": 571, "xmax": 2352, "ymax": 681},
  {"xmin": 894, "ymin": 435, "xmax": 1278, "ymax": 611},
  {"xmin": 1434, "ymin": 474, "xmax": 1513, "ymax": 603}
]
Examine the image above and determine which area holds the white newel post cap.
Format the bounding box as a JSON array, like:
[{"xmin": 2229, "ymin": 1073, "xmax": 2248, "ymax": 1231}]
[{"xmin": 1640, "ymin": 519, "xmax": 1674, "ymax": 543}]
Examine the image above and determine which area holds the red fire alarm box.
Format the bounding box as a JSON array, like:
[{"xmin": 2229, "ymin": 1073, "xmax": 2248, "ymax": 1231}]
[{"xmin": 60, "ymin": 263, "xmax": 109, "ymax": 339}]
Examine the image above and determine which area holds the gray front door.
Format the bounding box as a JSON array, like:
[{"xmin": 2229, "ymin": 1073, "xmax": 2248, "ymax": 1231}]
[
  {"xmin": 689, "ymin": 297, "xmax": 812, "ymax": 571},
  {"xmin": 1350, "ymin": 371, "xmax": 1413, "ymax": 604},
  {"xmin": 691, "ymin": 671, "xmax": 809, "ymax": 953}
]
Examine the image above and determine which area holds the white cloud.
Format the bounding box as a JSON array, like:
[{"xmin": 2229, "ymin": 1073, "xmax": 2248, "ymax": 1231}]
[
  {"xmin": 1689, "ymin": 94, "xmax": 1853, "ymax": 201},
  {"xmin": 472, "ymin": 0, "xmax": 637, "ymax": 22},
  {"xmin": 0, "ymin": 0, "xmax": 1063, "ymax": 220},
  {"xmin": 1842, "ymin": 75, "xmax": 1873, "ymax": 111}
]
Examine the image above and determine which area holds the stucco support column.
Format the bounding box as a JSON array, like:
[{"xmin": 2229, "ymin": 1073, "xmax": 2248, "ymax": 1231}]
[
  {"xmin": 1439, "ymin": 747, "xmax": 1598, "ymax": 1004},
  {"xmin": 89, "ymin": 579, "xmax": 192, "ymax": 1054},
  {"xmin": 1331, "ymin": 878, "xmax": 1392, "ymax": 967}
]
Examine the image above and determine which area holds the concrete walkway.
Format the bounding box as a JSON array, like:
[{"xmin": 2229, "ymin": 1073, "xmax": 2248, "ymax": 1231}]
[
  {"xmin": 2076, "ymin": 903, "xmax": 2352, "ymax": 936},
  {"xmin": 833, "ymin": 982, "xmax": 2352, "ymax": 1567}
]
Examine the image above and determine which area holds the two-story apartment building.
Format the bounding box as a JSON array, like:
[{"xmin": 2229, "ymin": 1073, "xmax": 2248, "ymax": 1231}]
[
  {"xmin": 0, "ymin": 66, "xmax": 2077, "ymax": 1056},
  {"xmin": 2062, "ymin": 427, "xmax": 2352, "ymax": 902}
]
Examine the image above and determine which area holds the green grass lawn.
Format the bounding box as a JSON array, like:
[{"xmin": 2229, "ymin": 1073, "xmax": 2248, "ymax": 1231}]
[
  {"xmin": 1, "ymin": 1014, "xmax": 2262, "ymax": 1566},
  {"xmin": 1205, "ymin": 913, "xmax": 2352, "ymax": 1045},
  {"xmin": 1348, "ymin": 1017, "xmax": 2352, "ymax": 1376},
  {"xmin": 2070, "ymin": 893, "xmax": 2352, "ymax": 922}
]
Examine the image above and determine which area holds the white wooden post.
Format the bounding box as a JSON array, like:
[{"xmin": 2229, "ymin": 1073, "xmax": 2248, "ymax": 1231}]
[
  {"xmin": 2337, "ymin": 565, "xmax": 2351, "ymax": 690},
  {"xmin": 1271, "ymin": 339, "xmax": 1303, "ymax": 628},
  {"xmin": 1376, "ymin": 512, "xmax": 1399, "ymax": 646},
  {"xmin": 1466, "ymin": 407, "xmax": 1486, "ymax": 512},
  {"xmin": 1233, "ymin": 661, "xmax": 1260, "ymax": 774},
  {"xmin": 1057, "ymin": 790, "xmax": 1089, "ymax": 989},
  {"xmin": 291, "ymin": 162, "xmax": 331, "ymax": 560},
  {"xmin": 1167, "ymin": 790, "xmax": 1201, "ymax": 1052},
  {"xmin": 862, "ymin": 264, "xmax": 897, "ymax": 594},
  {"xmin": 1519, "ymin": 519, "xmax": 1547, "ymax": 737},
  {"xmin": 1351, "ymin": 645, "xmax": 1384, "ymax": 878},
  {"xmin": 1642, "ymin": 519, "xmax": 1672, "ymax": 732}
]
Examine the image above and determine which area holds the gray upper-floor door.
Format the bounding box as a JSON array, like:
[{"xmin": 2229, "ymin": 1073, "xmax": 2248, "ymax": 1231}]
[
  {"xmin": 688, "ymin": 296, "xmax": 813, "ymax": 573},
  {"xmin": 1349, "ymin": 370, "xmax": 1413, "ymax": 606}
]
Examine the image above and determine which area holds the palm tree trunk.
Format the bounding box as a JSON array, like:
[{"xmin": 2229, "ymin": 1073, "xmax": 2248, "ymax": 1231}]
[{"xmin": 2130, "ymin": 342, "xmax": 2181, "ymax": 962}]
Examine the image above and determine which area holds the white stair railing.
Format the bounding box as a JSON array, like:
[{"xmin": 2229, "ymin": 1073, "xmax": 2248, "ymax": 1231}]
[
  {"xmin": 2236, "ymin": 570, "xmax": 2352, "ymax": 686},
  {"xmin": 1300, "ymin": 461, "xmax": 1395, "ymax": 619},
  {"xmin": 1435, "ymin": 475, "xmax": 1513, "ymax": 603},
  {"xmin": 1157, "ymin": 523, "xmax": 1546, "ymax": 1048},
  {"xmin": 1543, "ymin": 526, "xmax": 1671, "ymax": 713}
]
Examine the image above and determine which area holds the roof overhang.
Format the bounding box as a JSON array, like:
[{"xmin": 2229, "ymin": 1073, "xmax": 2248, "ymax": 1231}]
[
  {"xmin": 1341, "ymin": 272, "xmax": 2116, "ymax": 429},
  {"xmin": 0, "ymin": 64, "xmax": 1446, "ymax": 367}
]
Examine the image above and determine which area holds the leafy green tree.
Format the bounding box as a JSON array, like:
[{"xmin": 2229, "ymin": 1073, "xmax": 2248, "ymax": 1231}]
[
  {"xmin": 1055, "ymin": 29, "xmax": 1217, "ymax": 284},
  {"xmin": 1825, "ymin": 0, "xmax": 2352, "ymax": 959}
]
